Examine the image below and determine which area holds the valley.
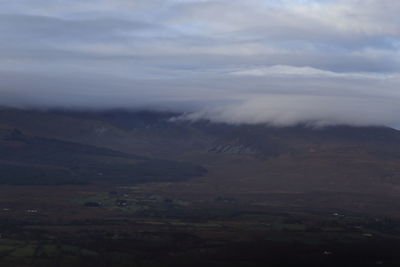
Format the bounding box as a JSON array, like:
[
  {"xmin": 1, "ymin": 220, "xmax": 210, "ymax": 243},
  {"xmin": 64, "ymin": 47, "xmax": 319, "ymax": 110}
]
[{"xmin": 1, "ymin": 108, "xmax": 400, "ymax": 266}]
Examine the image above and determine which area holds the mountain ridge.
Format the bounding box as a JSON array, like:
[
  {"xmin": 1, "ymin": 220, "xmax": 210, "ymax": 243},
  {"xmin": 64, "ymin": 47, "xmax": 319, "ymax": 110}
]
[{"xmin": 1, "ymin": 107, "xmax": 400, "ymax": 195}]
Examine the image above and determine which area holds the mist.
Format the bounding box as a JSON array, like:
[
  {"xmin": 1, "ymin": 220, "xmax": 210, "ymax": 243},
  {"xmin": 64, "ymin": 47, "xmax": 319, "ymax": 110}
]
[{"xmin": 1, "ymin": 0, "xmax": 400, "ymax": 128}]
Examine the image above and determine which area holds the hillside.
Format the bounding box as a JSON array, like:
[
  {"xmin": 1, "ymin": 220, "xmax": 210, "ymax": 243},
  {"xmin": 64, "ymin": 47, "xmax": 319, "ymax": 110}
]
[
  {"xmin": 0, "ymin": 126, "xmax": 206, "ymax": 185},
  {"xmin": 1, "ymin": 108, "xmax": 400, "ymax": 195}
]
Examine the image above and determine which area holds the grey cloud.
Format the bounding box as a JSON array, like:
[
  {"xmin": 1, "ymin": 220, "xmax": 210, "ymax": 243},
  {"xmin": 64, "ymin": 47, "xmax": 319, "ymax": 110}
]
[{"xmin": 0, "ymin": 0, "xmax": 399, "ymax": 128}]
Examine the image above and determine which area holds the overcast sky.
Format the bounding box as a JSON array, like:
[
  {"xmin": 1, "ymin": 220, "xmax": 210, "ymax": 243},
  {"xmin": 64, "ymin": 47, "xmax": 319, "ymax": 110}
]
[{"xmin": 1, "ymin": 0, "xmax": 400, "ymax": 126}]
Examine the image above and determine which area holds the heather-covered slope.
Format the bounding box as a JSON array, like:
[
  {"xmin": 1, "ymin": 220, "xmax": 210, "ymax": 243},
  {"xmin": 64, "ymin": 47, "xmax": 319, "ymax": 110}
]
[
  {"xmin": 1, "ymin": 107, "xmax": 400, "ymax": 195},
  {"xmin": 0, "ymin": 127, "xmax": 205, "ymax": 185}
]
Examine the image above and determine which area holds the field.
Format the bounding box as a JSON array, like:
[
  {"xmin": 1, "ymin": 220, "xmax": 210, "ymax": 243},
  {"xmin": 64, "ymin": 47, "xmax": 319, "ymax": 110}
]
[{"xmin": 1, "ymin": 181, "xmax": 400, "ymax": 267}]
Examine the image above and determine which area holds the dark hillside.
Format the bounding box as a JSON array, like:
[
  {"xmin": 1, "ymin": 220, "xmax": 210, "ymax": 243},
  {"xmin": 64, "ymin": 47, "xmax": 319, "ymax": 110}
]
[
  {"xmin": 2, "ymin": 108, "xmax": 400, "ymax": 194},
  {"xmin": 0, "ymin": 127, "xmax": 206, "ymax": 185}
]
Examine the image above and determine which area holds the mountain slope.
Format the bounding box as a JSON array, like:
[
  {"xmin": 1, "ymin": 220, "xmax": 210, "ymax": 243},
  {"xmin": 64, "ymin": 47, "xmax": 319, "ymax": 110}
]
[
  {"xmin": 0, "ymin": 127, "xmax": 206, "ymax": 185},
  {"xmin": 1, "ymin": 108, "xmax": 400, "ymax": 195}
]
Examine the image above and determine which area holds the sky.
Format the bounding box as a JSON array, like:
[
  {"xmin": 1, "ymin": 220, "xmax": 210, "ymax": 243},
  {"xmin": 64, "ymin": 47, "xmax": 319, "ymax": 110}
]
[{"xmin": 0, "ymin": 0, "xmax": 400, "ymax": 127}]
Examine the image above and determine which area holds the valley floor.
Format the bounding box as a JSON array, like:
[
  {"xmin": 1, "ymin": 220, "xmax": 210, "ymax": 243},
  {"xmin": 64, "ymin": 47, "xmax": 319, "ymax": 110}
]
[{"xmin": 1, "ymin": 183, "xmax": 400, "ymax": 267}]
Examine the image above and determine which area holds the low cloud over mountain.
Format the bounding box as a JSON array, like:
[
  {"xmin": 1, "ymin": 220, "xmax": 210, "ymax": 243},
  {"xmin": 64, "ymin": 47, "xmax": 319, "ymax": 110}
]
[{"xmin": 1, "ymin": 0, "xmax": 400, "ymax": 127}]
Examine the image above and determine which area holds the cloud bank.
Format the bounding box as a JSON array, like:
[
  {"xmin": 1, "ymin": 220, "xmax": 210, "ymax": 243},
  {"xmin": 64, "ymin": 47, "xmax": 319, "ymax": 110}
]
[{"xmin": 0, "ymin": 0, "xmax": 400, "ymax": 127}]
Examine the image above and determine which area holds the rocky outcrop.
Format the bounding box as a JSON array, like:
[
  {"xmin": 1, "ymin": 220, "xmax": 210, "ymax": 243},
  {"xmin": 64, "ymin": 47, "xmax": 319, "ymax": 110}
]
[{"xmin": 209, "ymin": 144, "xmax": 259, "ymax": 155}]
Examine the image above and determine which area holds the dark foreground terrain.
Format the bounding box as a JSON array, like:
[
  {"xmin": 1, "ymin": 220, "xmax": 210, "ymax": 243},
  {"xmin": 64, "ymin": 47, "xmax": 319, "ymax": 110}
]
[
  {"xmin": 1, "ymin": 184, "xmax": 400, "ymax": 267},
  {"xmin": 1, "ymin": 108, "xmax": 400, "ymax": 266}
]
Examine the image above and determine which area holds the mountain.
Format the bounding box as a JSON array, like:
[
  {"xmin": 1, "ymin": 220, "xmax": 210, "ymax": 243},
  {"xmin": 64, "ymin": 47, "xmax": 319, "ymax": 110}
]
[
  {"xmin": 0, "ymin": 126, "xmax": 205, "ymax": 185},
  {"xmin": 1, "ymin": 107, "xmax": 400, "ymax": 196}
]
